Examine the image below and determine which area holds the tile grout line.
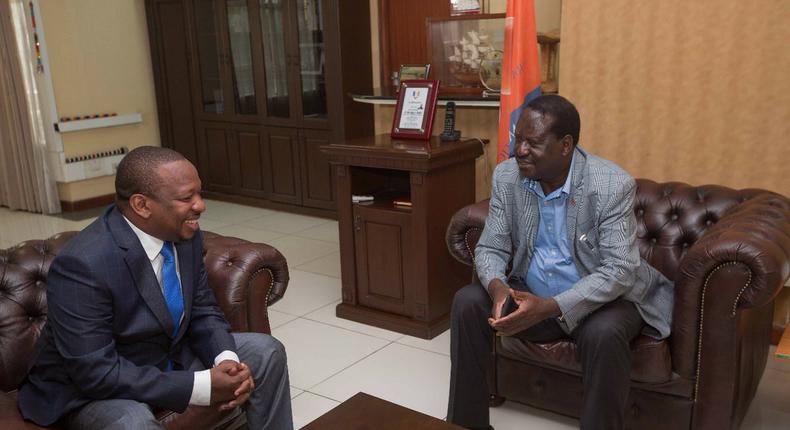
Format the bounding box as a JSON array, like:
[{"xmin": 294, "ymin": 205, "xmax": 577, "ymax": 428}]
[
  {"xmin": 289, "ymin": 250, "xmax": 341, "ymax": 273},
  {"xmin": 391, "ymin": 339, "xmax": 451, "ymax": 358},
  {"xmin": 271, "ymin": 294, "xmax": 343, "ymax": 320},
  {"xmin": 294, "ymin": 390, "xmax": 341, "ymax": 405},
  {"xmin": 297, "ymin": 338, "xmax": 396, "ymax": 395},
  {"xmin": 284, "ymin": 300, "xmax": 406, "ymax": 342},
  {"xmin": 285, "ymin": 315, "xmax": 400, "ymax": 344},
  {"xmin": 235, "ymin": 215, "xmax": 334, "ymax": 236},
  {"xmin": 300, "ymin": 315, "xmax": 404, "ymax": 343},
  {"xmin": 289, "ymin": 264, "xmax": 341, "ymax": 280}
]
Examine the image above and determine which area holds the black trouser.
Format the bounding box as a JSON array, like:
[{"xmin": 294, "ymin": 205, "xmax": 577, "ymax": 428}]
[{"xmin": 447, "ymin": 283, "xmax": 644, "ymax": 430}]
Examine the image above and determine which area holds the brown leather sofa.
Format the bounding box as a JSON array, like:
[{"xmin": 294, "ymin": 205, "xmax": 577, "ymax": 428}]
[
  {"xmin": 0, "ymin": 231, "xmax": 289, "ymax": 430},
  {"xmin": 445, "ymin": 179, "xmax": 790, "ymax": 429}
]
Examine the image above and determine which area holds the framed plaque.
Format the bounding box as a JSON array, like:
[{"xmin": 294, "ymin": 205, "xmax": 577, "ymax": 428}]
[
  {"xmin": 398, "ymin": 64, "xmax": 431, "ymax": 81},
  {"xmin": 391, "ymin": 80, "xmax": 440, "ymax": 140}
]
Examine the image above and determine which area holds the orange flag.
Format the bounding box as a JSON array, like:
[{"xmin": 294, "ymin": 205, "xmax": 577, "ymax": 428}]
[{"xmin": 497, "ymin": 0, "xmax": 542, "ymax": 162}]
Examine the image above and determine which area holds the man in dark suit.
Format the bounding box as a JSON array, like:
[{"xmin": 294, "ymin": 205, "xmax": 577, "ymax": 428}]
[
  {"xmin": 18, "ymin": 146, "xmax": 293, "ymax": 429},
  {"xmin": 447, "ymin": 95, "xmax": 673, "ymax": 430}
]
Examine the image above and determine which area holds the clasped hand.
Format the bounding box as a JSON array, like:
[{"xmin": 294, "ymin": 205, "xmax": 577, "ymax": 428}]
[
  {"xmin": 487, "ymin": 279, "xmax": 560, "ymax": 336},
  {"xmin": 210, "ymin": 360, "xmax": 255, "ymax": 411}
]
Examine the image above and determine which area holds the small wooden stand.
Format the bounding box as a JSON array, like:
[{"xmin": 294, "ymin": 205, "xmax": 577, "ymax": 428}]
[{"xmin": 321, "ymin": 135, "xmax": 483, "ymax": 339}]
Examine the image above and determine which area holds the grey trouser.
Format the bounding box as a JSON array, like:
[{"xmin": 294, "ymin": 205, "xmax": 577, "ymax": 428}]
[{"xmin": 65, "ymin": 332, "xmax": 293, "ymax": 430}]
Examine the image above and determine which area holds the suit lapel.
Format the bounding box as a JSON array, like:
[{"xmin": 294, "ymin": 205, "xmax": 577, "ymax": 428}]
[
  {"xmin": 566, "ymin": 147, "xmax": 587, "ymax": 254},
  {"xmin": 174, "ymin": 240, "xmax": 194, "ymax": 340},
  {"xmin": 107, "ymin": 207, "xmax": 176, "ymax": 337}
]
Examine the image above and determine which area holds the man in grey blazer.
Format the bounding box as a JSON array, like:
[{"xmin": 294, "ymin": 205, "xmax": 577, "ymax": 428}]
[
  {"xmin": 447, "ymin": 95, "xmax": 673, "ymax": 430},
  {"xmin": 18, "ymin": 147, "xmax": 293, "ymax": 429}
]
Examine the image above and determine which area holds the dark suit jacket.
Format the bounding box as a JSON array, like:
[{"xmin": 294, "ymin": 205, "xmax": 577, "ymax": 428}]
[{"xmin": 17, "ymin": 205, "xmax": 236, "ymax": 425}]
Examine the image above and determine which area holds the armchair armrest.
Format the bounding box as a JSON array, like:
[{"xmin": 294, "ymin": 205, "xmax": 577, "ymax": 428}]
[
  {"xmin": 670, "ymin": 192, "xmax": 789, "ymax": 426},
  {"xmin": 202, "ymin": 232, "xmax": 289, "ymax": 335},
  {"xmin": 446, "ymin": 199, "xmax": 490, "ymax": 267},
  {"xmin": 676, "ymin": 193, "xmax": 790, "ymax": 312}
]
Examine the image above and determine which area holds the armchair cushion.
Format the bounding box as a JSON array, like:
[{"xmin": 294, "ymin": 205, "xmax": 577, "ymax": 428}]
[{"xmin": 500, "ymin": 334, "xmax": 675, "ymax": 386}]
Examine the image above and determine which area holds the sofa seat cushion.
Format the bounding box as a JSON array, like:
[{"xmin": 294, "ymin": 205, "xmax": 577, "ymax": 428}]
[{"xmin": 499, "ymin": 334, "xmax": 673, "ymax": 384}]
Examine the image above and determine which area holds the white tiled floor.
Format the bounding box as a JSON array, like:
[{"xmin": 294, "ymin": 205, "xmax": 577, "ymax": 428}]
[{"xmin": 2, "ymin": 200, "xmax": 789, "ymax": 429}]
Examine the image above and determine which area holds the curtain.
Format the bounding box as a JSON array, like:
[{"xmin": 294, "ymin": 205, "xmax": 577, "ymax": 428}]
[{"xmin": 0, "ymin": 0, "xmax": 60, "ymax": 213}]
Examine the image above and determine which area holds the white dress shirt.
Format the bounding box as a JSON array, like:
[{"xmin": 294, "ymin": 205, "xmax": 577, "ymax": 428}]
[{"xmin": 124, "ymin": 217, "xmax": 239, "ymax": 405}]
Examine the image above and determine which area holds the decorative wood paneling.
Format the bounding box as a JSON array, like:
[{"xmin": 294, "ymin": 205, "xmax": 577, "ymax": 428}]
[
  {"xmin": 201, "ymin": 124, "xmax": 233, "ymax": 188},
  {"xmin": 300, "ymin": 130, "xmax": 335, "ymax": 209},
  {"xmin": 237, "ymin": 128, "xmax": 265, "ymax": 193},
  {"xmin": 267, "ymin": 128, "xmax": 301, "ymax": 204},
  {"xmin": 377, "ymin": 0, "xmax": 450, "ymax": 91}
]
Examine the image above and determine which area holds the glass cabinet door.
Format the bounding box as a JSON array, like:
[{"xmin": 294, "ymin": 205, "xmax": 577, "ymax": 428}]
[
  {"xmin": 225, "ymin": 0, "xmax": 257, "ymax": 115},
  {"xmin": 193, "ymin": 0, "xmax": 226, "ymax": 115},
  {"xmin": 296, "ymin": 0, "xmax": 327, "ymax": 120},
  {"xmin": 259, "ymin": 0, "xmax": 290, "ymax": 119}
]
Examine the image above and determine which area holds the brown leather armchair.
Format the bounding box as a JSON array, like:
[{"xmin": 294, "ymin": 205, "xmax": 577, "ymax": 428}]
[
  {"xmin": 0, "ymin": 231, "xmax": 289, "ymax": 430},
  {"xmin": 445, "ymin": 180, "xmax": 790, "ymax": 429}
]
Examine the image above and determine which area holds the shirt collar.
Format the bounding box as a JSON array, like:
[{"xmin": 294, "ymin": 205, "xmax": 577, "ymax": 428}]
[
  {"xmin": 524, "ymin": 150, "xmax": 576, "ymax": 198},
  {"xmin": 123, "ymin": 216, "xmax": 165, "ymax": 261}
]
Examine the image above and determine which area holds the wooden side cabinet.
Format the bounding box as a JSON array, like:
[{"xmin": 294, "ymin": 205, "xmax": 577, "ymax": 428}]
[{"xmin": 322, "ymin": 135, "xmax": 484, "ymax": 338}]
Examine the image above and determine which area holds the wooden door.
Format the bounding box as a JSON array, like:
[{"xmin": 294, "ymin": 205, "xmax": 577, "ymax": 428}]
[
  {"xmin": 299, "ymin": 129, "xmax": 334, "ymax": 209},
  {"xmin": 189, "ymin": 0, "xmax": 236, "ymax": 122},
  {"xmin": 146, "ymin": 0, "xmax": 199, "ymax": 165},
  {"xmin": 256, "ymin": 0, "xmax": 301, "ymax": 127},
  {"xmin": 290, "ymin": 0, "xmax": 331, "ymax": 130},
  {"xmin": 353, "ymin": 205, "xmax": 412, "ymax": 316},
  {"xmin": 222, "ymin": 0, "xmax": 266, "ymax": 123}
]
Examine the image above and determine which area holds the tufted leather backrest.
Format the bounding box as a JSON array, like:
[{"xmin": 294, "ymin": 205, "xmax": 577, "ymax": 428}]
[
  {"xmin": 633, "ymin": 180, "xmax": 769, "ymax": 279},
  {"xmin": 446, "ymin": 179, "xmax": 780, "ymax": 279},
  {"xmin": 0, "ymin": 233, "xmax": 75, "ymax": 392},
  {"xmin": 0, "ymin": 230, "xmax": 288, "ymax": 393}
]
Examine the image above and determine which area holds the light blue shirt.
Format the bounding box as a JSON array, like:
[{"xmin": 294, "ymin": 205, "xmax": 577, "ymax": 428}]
[{"xmin": 524, "ymin": 158, "xmax": 581, "ymax": 298}]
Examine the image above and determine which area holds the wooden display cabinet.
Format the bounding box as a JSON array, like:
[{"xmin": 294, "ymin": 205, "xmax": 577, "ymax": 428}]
[
  {"xmin": 321, "ymin": 135, "xmax": 483, "ymax": 338},
  {"xmin": 145, "ymin": 0, "xmax": 373, "ymax": 215}
]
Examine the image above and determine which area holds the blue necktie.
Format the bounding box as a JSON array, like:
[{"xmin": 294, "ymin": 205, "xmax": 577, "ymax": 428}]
[{"xmin": 160, "ymin": 241, "xmax": 184, "ymax": 336}]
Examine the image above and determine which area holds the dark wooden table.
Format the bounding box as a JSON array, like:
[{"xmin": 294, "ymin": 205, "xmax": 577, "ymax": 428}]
[{"xmin": 301, "ymin": 392, "xmax": 465, "ymax": 430}]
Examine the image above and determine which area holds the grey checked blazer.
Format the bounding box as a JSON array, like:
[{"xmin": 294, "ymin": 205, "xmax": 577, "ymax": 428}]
[{"xmin": 475, "ymin": 146, "xmax": 674, "ymax": 339}]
